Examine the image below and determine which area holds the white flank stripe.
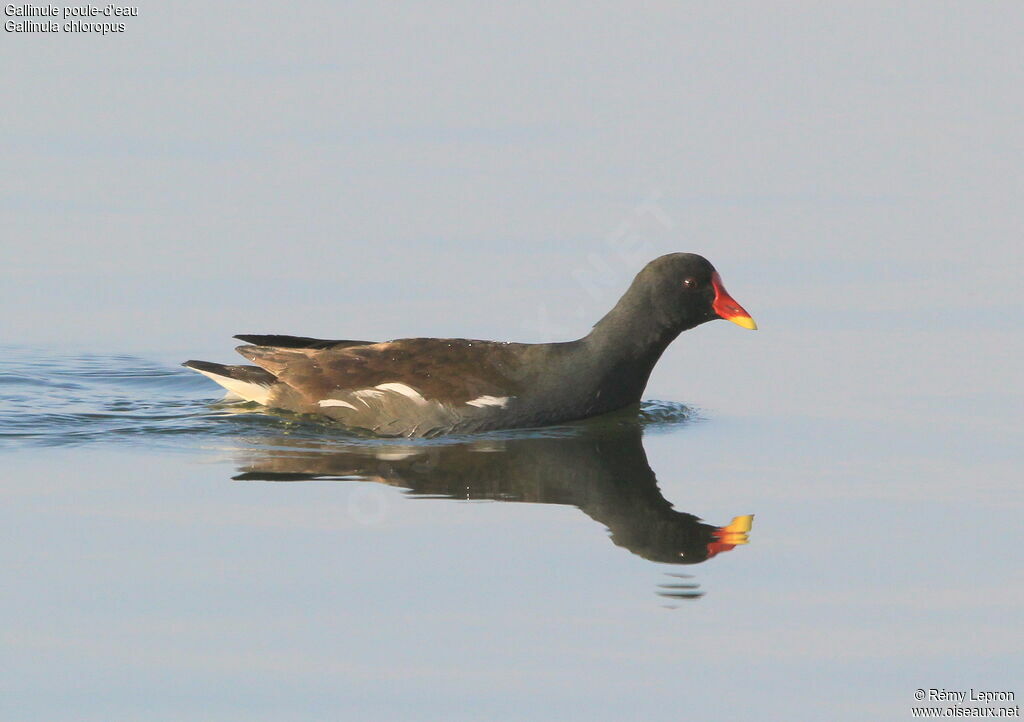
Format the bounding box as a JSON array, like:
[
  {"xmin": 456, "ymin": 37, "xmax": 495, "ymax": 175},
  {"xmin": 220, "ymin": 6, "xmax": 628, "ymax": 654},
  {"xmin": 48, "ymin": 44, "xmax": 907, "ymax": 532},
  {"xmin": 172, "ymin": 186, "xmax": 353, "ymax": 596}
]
[
  {"xmin": 374, "ymin": 382, "xmax": 428, "ymax": 404},
  {"xmin": 318, "ymin": 399, "xmax": 358, "ymax": 410},
  {"xmin": 353, "ymin": 388, "xmax": 386, "ymax": 404},
  {"xmin": 466, "ymin": 395, "xmax": 510, "ymax": 409},
  {"xmin": 373, "ymin": 449, "xmax": 421, "ymax": 461}
]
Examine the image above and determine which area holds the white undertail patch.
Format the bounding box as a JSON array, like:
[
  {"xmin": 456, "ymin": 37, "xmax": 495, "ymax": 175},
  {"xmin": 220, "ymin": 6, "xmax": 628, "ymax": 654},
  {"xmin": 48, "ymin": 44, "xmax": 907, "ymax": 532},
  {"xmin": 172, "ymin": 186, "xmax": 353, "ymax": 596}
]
[
  {"xmin": 466, "ymin": 395, "xmax": 511, "ymax": 409},
  {"xmin": 190, "ymin": 368, "xmax": 272, "ymax": 405}
]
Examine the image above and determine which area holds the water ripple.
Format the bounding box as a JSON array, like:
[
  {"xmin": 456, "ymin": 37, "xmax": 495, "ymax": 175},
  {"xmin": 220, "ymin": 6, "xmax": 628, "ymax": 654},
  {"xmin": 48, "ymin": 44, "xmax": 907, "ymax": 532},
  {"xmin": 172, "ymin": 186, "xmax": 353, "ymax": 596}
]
[{"xmin": 0, "ymin": 346, "xmax": 698, "ymax": 450}]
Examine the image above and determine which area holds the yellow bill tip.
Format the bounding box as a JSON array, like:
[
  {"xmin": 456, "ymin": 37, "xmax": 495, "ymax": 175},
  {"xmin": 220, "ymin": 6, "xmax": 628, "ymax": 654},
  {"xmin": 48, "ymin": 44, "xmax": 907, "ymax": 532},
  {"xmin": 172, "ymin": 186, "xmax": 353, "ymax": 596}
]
[{"xmin": 726, "ymin": 315, "xmax": 758, "ymax": 330}]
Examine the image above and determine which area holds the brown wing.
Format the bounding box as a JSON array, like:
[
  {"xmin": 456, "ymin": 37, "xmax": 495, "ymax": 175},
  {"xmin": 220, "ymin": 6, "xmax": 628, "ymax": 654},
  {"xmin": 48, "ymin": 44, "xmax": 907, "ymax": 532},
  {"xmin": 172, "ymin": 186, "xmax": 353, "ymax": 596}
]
[{"xmin": 235, "ymin": 338, "xmax": 526, "ymax": 405}]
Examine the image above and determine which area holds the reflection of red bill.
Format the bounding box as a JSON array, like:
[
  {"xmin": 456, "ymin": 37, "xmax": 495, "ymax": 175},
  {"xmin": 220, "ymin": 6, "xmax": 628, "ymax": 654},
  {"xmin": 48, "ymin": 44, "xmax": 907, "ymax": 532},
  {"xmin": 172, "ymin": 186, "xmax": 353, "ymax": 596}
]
[
  {"xmin": 706, "ymin": 514, "xmax": 754, "ymax": 558},
  {"xmin": 711, "ymin": 272, "xmax": 757, "ymax": 330}
]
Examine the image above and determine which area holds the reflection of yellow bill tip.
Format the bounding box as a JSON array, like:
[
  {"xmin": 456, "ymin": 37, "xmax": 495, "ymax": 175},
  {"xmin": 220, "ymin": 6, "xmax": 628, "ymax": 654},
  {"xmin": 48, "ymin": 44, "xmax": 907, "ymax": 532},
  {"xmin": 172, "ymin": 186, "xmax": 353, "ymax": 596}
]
[
  {"xmin": 726, "ymin": 315, "xmax": 758, "ymax": 330},
  {"xmin": 716, "ymin": 515, "xmax": 754, "ymax": 545},
  {"xmin": 724, "ymin": 515, "xmax": 754, "ymax": 533},
  {"xmin": 720, "ymin": 533, "xmax": 749, "ymax": 545}
]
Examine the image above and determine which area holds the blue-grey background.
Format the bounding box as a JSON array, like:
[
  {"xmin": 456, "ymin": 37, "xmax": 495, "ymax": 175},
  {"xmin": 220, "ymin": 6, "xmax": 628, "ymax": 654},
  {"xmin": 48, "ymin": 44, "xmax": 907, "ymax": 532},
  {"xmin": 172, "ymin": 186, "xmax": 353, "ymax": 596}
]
[{"xmin": 2, "ymin": 3, "xmax": 1022, "ymax": 721}]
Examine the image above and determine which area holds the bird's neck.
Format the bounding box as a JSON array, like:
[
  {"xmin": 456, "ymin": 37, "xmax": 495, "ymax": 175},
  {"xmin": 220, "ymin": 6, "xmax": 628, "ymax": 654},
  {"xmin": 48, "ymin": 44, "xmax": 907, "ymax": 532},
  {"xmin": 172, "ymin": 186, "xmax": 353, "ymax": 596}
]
[{"xmin": 577, "ymin": 290, "xmax": 693, "ymax": 406}]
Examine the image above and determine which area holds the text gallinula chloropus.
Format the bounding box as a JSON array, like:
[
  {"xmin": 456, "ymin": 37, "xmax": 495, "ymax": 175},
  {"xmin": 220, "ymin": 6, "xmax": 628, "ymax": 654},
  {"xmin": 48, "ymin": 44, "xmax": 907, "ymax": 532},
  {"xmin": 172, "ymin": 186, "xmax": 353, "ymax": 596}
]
[{"xmin": 184, "ymin": 252, "xmax": 756, "ymax": 437}]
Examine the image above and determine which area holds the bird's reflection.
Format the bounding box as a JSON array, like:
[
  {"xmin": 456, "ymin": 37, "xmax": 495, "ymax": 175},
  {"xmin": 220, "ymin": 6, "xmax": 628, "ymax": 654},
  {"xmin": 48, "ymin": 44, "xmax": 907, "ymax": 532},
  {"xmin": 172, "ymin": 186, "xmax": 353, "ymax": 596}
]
[{"xmin": 230, "ymin": 410, "xmax": 752, "ymax": 601}]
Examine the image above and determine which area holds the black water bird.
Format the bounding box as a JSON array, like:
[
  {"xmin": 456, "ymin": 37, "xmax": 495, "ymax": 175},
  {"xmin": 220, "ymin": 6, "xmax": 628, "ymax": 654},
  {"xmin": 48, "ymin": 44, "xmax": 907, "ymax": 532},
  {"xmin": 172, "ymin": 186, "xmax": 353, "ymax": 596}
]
[{"xmin": 185, "ymin": 253, "xmax": 756, "ymax": 437}]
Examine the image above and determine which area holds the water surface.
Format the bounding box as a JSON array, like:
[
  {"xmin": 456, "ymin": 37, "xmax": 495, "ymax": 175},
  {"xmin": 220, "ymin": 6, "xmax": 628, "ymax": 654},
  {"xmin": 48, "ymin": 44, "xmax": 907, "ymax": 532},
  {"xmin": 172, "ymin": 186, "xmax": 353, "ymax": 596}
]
[
  {"xmin": 5, "ymin": 5, "xmax": 1023, "ymax": 718},
  {"xmin": 2, "ymin": 343, "xmax": 1020, "ymax": 721}
]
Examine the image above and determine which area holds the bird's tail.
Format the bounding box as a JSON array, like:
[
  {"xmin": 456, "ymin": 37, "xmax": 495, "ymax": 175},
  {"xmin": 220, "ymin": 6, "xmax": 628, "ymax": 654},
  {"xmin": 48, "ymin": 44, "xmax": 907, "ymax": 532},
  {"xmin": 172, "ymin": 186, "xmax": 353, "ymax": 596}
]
[{"xmin": 182, "ymin": 360, "xmax": 276, "ymax": 404}]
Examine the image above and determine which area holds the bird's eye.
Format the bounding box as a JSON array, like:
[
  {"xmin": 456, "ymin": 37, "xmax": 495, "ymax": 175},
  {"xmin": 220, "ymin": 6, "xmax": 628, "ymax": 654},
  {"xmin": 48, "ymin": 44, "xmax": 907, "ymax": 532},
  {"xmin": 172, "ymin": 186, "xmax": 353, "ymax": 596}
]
[{"xmin": 682, "ymin": 277, "xmax": 697, "ymax": 289}]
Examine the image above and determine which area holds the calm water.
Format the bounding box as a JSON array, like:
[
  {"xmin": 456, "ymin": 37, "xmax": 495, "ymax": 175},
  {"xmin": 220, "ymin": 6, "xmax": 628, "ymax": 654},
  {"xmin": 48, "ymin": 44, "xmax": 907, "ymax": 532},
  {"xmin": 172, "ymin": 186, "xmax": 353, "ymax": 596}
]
[
  {"xmin": 2, "ymin": 336, "xmax": 1020, "ymax": 721},
  {"xmin": 5, "ymin": 4, "xmax": 1023, "ymax": 718}
]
